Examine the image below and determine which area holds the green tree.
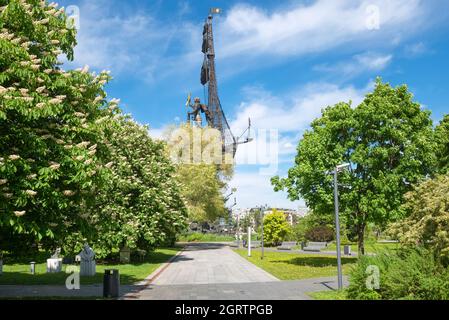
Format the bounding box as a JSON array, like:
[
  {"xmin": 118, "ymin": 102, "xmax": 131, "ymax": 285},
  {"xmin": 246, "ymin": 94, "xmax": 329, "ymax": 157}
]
[
  {"xmin": 0, "ymin": 0, "xmax": 111, "ymax": 244},
  {"xmin": 435, "ymin": 115, "xmax": 449, "ymax": 173},
  {"xmin": 292, "ymin": 212, "xmax": 335, "ymax": 242},
  {"xmin": 165, "ymin": 124, "xmax": 234, "ymax": 224},
  {"xmin": 175, "ymin": 163, "xmax": 227, "ymax": 223},
  {"xmin": 0, "ymin": 1, "xmax": 189, "ymax": 257},
  {"xmin": 388, "ymin": 174, "xmax": 449, "ymax": 265},
  {"xmin": 272, "ymin": 79, "xmax": 435, "ymax": 254},
  {"xmin": 60, "ymin": 115, "xmax": 188, "ymax": 257},
  {"xmin": 263, "ymin": 209, "xmax": 290, "ymax": 246}
]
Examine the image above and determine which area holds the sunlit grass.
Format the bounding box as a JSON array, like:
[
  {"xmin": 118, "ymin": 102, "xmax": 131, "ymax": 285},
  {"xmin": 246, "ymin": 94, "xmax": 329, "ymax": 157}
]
[
  {"xmin": 307, "ymin": 290, "xmax": 348, "ymax": 300},
  {"xmin": 234, "ymin": 249, "xmax": 356, "ymax": 280},
  {"xmin": 0, "ymin": 247, "xmax": 179, "ymax": 285}
]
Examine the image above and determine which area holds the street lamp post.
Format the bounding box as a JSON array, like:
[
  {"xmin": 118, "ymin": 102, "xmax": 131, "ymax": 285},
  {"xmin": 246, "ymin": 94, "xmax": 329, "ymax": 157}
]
[
  {"xmin": 260, "ymin": 206, "xmax": 264, "ymax": 260},
  {"xmin": 333, "ymin": 163, "xmax": 350, "ymax": 290}
]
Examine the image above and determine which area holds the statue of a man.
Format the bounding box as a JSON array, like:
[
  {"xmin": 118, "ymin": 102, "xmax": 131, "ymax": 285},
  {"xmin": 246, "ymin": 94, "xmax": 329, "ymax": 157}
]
[
  {"xmin": 79, "ymin": 243, "xmax": 96, "ymax": 276},
  {"xmin": 187, "ymin": 97, "xmax": 211, "ymax": 125}
]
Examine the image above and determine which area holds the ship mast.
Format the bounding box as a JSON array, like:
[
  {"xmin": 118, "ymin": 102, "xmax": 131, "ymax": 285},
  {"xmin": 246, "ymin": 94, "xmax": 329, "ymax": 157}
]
[{"xmin": 196, "ymin": 8, "xmax": 252, "ymax": 157}]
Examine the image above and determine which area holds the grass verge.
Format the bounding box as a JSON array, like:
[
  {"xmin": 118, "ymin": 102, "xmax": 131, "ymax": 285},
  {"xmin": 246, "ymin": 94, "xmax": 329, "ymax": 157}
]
[
  {"xmin": 234, "ymin": 249, "xmax": 356, "ymax": 280},
  {"xmin": 307, "ymin": 290, "xmax": 348, "ymax": 300},
  {"xmin": 0, "ymin": 247, "xmax": 179, "ymax": 285}
]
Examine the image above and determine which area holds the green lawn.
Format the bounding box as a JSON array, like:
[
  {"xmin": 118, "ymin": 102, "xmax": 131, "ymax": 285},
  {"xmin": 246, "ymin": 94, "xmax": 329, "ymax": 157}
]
[
  {"xmin": 324, "ymin": 241, "xmax": 399, "ymax": 254},
  {"xmin": 0, "ymin": 247, "xmax": 179, "ymax": 285},
  {"xmin": 177, "ymin": 233, "xmax": 235, "ymax": 242},
  {"xmin": 234, "ymin": 249, "xmax": 356, "ymax": 280},
  {"xmin": 307, "ymin": 290, "xmax": 348, "ymax": 300}
]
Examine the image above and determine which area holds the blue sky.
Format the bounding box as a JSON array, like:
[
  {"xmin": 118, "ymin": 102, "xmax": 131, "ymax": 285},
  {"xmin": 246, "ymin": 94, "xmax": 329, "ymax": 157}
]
[{"xmin": 58, "ymin": 0, "xmax": 449, "ymax": 209}]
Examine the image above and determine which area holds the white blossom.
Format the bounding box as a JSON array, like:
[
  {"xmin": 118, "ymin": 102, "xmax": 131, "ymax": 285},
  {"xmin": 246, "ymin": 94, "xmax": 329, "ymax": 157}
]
[
  {"xmin": 49, "ymin": 162, "xmax": 60, "ymax": 170},
  {"xmin": 0, "ymin": 179, "xmax": 7, "ymax": 185},
  {"xmin": 63, "ymin": 190, "xmax": 75, "ymax": 197},
  {"xmin": 9, "ymin": 155, "xmax": 21, "ymax": 160},
  {"xmin": 37, "ymin": 18, "xmax": 49, "ymax": 25},
  {"xmin": 36, "ymin": 86, "xmax": 46, "ymax": 93},
  {"xmin": 76, "ymin": 141, "xmax": 90, "ymax": 148},
  {"xmin": 14, "ymin": 211, "xmax": 26, "ymax": 217},
  {"xmin": 105, "ymin": 161, "xmax": 114, "ymax": 168},
  {"xmin": 49, "ymin": 98, "xmax": 62, "ymax": 104},
  {"xmin": 25, "ymin": 190, "xmax": 37, "ymax": 196},
  {"xmin": 81, "ymin": 65, "xmax": 89, "ymax": 73}
]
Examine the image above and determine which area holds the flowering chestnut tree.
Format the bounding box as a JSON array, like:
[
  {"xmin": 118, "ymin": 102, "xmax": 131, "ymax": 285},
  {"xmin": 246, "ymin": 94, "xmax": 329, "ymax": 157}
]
[
  {"xmin": 63, "ymin": 115, "xmax": 188, "ymax": 257},
  {"xmin": 0, "ymin": 0, "xmax": 187, "ymax": 256}
]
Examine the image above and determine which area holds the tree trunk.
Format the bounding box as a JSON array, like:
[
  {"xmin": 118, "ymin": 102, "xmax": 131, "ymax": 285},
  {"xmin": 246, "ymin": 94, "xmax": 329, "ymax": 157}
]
[{"xmin": 357, "ymin": 223, "xmax": 366, "ymax": 255}]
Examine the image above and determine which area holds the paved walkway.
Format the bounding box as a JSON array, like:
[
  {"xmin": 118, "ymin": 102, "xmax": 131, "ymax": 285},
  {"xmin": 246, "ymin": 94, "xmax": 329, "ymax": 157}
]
[
  {"xmin": 125, "ymin": 243, "xmax": 348, "ymax": 300},
  {"xmin": 0, "ymin": 243, "xmax": 349, "ymax": 300},
  {"xmin": 151, "ymin": 243, "xmax": 278, "ymax": 285},
  {"xmin": 131, "ymin": 277, "xmax": 348, "ymax": 300}
]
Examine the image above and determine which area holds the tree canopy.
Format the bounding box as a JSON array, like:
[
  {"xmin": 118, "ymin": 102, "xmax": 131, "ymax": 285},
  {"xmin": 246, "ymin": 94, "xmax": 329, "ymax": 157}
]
[
  {"xmin": 165, "ymin": 124, "xmax": 234, "ymax": 224},
  {"xmin": 0, "ymin": 0, "xmax": 187, "ymax": 258},
  {"xmin": 435, "ymin": 115, "xmax": 449, "ymax": 174},
  {"xmin": 272, "ymin": 79, "xmax": 436, "ymax": 254},
  {"xmin": 263, "ymin": 209, "xmax": 290, "ymax": 246},
  {"xmin": 389, "ymin": 174, "xmax": 449, "ymax": 265}
]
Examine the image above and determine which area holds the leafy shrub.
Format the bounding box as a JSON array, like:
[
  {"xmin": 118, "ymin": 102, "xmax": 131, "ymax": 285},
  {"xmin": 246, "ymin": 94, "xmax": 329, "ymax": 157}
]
[
  {"xmin": 263, "ymin": 210, "xmax": 291, "ymax": 246},
  {"xmin": 388, "ymin": 174, "xmax": 449, "ymax": 266},
  {"xmin": 347, "ymin": 247, "xmax": 449, "ymax": 300},
  {"xmin": 305, "ymin": 226, "xmax": 334, "ymax": 242}
]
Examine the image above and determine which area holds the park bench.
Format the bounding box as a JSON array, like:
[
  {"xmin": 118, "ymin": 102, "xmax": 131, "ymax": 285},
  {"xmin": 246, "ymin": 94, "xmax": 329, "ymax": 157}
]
[
  {"xmin": 244, "ymin": 240, "xmax": 261, "ymax": 248},
  {"xmin": 302, "ymin": 241, "xmax": 328, "ymax": 252},
  {"xmin": 277, "ymin": 241, "xmax": 297, "ymax": 250}
]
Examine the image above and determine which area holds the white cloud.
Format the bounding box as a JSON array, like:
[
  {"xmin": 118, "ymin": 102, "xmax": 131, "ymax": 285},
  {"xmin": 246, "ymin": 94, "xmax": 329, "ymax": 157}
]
[
  {"xmin": 230, "ymin": 83, "xmax": 367, "ymax": 135},
  {"xmin": 314, "ymin": 52, "xmax": 393, "ymax": 77},
  {"xmin": 229, "ymin": 171, "xmax": 305, "ymax": 209},
  {"xmin": 229, "ymin": 81, "xmax": 373, "ymax": 208},
  {"xmin": 216, "ymin": 0, "xmax": 425, "ymax": 59},
  {"xmin": 404, "ymin": 42, "xmax": 429, "ymax": 57},
  {"xmin": 65, "ymin": 0, "xmax": 199, "ymax": 80}
]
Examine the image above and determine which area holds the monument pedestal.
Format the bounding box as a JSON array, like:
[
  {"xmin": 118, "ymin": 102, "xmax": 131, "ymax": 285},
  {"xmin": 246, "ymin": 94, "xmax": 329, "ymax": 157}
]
[
  {"xmin": 80, "ymin": 260, "xmax": 96, "ymax": 276},
  {"xmin": 46, "ymin": 258, "xmax": 62, "ymax": 273}
]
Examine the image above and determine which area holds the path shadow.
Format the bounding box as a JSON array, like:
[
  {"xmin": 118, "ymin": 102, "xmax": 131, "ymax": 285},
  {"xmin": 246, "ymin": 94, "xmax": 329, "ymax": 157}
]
[
  {"xmin": 182, "ymin": 243, "xmax": 228, "ymax": 251},
  {"xmin": 271, "ymin": 256, "xmax": 355, "ymax": 267}
]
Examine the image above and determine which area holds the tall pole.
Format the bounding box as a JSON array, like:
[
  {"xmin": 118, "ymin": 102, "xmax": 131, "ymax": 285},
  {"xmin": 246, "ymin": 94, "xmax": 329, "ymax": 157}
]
[
  {"xmin": 237, "ymin": 212, "xmax": 240, "ymax": 248},
  {"xmin": 334, "ymin": 168, "xmax": 343, "ymax": 290},
  {"xmin": 261, "ymin": 206, "xmax": 264, "ymax": 260},
  {"xmin": 247, "ymin": 227, "xmax": 252, "ymax": 257}
]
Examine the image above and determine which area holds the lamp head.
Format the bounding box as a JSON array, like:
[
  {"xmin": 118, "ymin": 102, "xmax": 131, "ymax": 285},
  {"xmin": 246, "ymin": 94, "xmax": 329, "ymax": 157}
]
[{"xmin": 336, "ymin": 163, "xmax": 351, "ymax": 171}]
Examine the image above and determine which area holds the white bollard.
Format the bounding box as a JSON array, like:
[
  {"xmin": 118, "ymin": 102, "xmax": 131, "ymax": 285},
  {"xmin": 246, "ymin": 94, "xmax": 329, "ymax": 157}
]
[{"xmin": 248, "ymin": 227, "xmax": 252, "ymax": 257}]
